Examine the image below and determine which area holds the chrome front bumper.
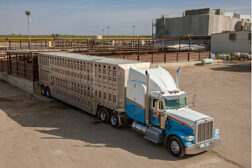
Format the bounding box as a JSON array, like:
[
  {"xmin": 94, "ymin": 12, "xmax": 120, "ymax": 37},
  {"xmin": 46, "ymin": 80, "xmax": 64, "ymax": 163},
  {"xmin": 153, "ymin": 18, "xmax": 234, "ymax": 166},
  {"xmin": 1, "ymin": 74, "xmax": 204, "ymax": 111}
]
[{"xmin": 185, "ymin": 138, "xmax": 220, "ymax": 155}]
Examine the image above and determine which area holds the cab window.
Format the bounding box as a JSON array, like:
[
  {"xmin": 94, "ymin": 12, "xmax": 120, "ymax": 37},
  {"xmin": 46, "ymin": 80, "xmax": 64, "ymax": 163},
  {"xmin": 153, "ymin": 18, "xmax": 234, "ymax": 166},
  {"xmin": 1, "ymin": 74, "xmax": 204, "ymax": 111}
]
[{"xmin": 152, "ymin": 99, "xmax": 158, "ymax": 108}]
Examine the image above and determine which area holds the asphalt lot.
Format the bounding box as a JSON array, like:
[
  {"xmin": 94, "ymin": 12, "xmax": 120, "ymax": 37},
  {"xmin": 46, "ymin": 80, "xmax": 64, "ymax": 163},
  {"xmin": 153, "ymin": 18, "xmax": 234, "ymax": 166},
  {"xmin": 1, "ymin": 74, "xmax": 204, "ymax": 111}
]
[{"xmin": 0, "ymin": 62, "xmax": 251, "ymax": 168}]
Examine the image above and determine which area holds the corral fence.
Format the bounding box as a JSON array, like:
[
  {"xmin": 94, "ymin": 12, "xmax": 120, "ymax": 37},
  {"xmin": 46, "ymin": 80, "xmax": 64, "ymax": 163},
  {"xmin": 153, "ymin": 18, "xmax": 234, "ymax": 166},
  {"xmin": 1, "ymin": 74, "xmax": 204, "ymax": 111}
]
[
  {"xmin": 0, "ymin": 51, "xmax": 38, "ymax": 81},
  {"xmin": 0, "ymin": 36, "xmax": 211, "ymax": 81},
  {"xmin": 0, "ymin": 35, "xmax": 210, "ymax": 55},
  {"xmin": 106, "ymin": 51, "xmax": 210, "ymax": 64}
]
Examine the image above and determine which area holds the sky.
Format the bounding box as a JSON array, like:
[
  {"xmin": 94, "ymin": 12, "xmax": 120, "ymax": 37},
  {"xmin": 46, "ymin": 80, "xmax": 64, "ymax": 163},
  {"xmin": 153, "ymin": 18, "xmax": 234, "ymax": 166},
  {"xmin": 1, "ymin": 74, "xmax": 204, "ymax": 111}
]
[{"xmin": 0, "ymin": 0, "xmax": 251, "ymax": 35}]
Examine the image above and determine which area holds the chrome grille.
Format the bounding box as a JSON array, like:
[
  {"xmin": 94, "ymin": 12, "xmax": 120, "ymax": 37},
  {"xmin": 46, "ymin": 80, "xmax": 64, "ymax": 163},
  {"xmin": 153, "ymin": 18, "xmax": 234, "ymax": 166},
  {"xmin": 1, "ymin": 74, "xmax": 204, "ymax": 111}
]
[{"xmin": 196, "ymin": 120, "xmax": 213, "ymax": 143}]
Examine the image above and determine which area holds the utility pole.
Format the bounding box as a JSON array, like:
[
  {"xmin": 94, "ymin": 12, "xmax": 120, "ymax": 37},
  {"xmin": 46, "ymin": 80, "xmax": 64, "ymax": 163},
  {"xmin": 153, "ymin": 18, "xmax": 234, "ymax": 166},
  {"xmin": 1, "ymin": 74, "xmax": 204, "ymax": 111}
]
[
  {"xmin": 25, "ymin": 10, "xmax": 31, "ymax": 50},
  {"xmin": 102, "ymin": 29, "xmax": 105, "ymax": 36},
  {"xmin": 102, "ymin": 29, "xmax": 105, "ymax": 47},
  {"xmin": 5, "ymin": 37, "xmax": 9, "ymax": 50},
  {"xmin": 138, "ymin": 35, "xmax": 140, "ymax": 61},
  {"xmin": 106, "ymin": 26, "xmax": 110, "ymax": 36},
  {"xmin": 152, "ymin": 19, "xmax": 153, "ymax": 39}
]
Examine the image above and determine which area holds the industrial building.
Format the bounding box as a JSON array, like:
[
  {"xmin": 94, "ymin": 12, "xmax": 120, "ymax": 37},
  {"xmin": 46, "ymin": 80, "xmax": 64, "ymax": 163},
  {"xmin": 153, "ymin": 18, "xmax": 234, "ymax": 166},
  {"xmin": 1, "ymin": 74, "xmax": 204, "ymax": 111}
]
[
  {"xmin": 211, "ymin": 30, "xmax": 251, "ymax": 54},
  {"xmin": 155, "ymin": 8, "xmax": 251, "ymax": 38}
]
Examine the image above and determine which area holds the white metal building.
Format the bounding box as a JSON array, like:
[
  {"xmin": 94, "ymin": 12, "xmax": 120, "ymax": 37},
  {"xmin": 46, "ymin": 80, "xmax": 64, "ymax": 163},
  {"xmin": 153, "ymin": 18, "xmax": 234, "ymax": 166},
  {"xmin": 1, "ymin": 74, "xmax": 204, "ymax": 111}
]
[
  {"xmin": 155, "ymin": 8, "xmax": 250, "ymax": 39},
  {"xmin": 211, "ymin": 31, "xmax": 251, "ymax": 53}
]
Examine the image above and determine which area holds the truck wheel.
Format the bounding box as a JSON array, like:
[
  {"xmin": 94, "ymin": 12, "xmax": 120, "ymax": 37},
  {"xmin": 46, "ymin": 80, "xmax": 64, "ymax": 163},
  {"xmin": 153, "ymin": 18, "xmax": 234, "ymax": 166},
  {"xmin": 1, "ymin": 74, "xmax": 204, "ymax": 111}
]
[
  {"xmin": 123, "ymin": 118, "xmax": 133, "ymax": 128},
  {"xmin": 168, "ymin": 136, "xmax": 185, "ymax": 157},
  {"xmin": 45, "ymin": 86, "xmax": 51, "ymax": 97},
  {"xmin": 110, "ymin": 112, "xmax": 119, "ymax": 128},
  {"xmin": 41, "ymin": 86, "xmax": 46, "ymax": 96},
  {"xmin": 98, "ymin": 108, "xmax": 110, "ymax": 123}
]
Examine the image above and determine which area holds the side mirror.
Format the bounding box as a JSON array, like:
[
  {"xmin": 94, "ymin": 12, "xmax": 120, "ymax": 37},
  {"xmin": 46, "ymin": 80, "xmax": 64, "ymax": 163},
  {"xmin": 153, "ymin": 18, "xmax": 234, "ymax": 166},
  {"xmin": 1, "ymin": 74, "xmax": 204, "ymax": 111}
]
[{"xmin": 187, "ymin": 94, "xmax": 196, "ymax": 110}]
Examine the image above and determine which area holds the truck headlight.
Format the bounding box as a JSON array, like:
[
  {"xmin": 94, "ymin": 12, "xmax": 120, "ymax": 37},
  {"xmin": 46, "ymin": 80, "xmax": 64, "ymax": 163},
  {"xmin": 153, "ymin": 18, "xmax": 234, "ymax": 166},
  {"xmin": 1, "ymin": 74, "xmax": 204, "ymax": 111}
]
[{"xmin": 184, "ymin": 136, "xmax": 195, "ymax": 141}]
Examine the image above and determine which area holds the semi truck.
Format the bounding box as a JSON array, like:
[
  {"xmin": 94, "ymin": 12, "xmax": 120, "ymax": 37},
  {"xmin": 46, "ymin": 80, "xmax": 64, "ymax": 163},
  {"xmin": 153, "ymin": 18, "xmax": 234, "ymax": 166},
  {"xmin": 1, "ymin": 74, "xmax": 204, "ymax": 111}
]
[{"xmin": 38, "ymin": 52, "xmax": 220, "ymax": 157}]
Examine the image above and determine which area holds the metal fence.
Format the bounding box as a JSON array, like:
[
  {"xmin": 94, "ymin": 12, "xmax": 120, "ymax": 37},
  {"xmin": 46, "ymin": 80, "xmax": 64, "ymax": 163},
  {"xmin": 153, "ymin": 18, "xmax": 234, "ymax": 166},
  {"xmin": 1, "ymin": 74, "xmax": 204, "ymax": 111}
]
[
  {"xmin": 106, "ymin": 51, "xmax": 210, "ymax": 63},
  {"xmin": 0, "ymin": 36, "xmax": 210, "ymax": 54},
  {"xmin": 0, "ymin": 51, "xmax": 38, "ymax": 81}
]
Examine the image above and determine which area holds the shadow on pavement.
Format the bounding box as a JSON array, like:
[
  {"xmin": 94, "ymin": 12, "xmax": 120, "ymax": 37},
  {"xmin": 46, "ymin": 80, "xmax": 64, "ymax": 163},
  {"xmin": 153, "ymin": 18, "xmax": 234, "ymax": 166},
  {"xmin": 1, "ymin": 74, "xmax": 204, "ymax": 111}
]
[
  {"xmin": 210, "ymin": 64, "xmax": 251, "ymax": 72},
  {"xmin": 0, "ymin": 83, "xmax": 201, "ymax": 161}
]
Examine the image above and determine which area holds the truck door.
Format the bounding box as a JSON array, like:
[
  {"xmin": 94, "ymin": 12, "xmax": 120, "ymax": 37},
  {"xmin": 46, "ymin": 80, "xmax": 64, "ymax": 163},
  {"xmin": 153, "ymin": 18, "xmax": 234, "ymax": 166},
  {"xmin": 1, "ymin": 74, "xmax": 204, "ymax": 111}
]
[{"xmin": 150, "ymin": 98, "xmax": 162, "ymax": 126}]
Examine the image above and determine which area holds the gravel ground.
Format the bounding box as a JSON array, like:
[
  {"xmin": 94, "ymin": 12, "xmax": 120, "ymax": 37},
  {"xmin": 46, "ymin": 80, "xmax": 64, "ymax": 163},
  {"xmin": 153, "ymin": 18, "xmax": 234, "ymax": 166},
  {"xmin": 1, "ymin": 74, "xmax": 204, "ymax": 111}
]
[{"xmin": 0, "ymin": 62, "xmax": 250, "ymax": 168}]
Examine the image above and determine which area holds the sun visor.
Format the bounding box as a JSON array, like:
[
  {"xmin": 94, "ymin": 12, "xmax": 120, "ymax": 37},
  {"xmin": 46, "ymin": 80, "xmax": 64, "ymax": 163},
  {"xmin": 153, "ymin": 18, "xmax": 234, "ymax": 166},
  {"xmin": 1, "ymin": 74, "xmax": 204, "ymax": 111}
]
[{"xmin": 164, "ymin": 93, "xmax": 187, "ymax": 100}]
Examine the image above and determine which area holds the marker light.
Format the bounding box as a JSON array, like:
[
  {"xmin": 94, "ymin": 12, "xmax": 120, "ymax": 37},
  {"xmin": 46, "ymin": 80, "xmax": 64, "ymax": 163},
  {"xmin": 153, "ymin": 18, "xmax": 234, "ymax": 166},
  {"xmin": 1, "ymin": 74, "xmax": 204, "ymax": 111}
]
[{"xmin": 214, "ymin": 129, "xmax": 220, "ymax": 135}]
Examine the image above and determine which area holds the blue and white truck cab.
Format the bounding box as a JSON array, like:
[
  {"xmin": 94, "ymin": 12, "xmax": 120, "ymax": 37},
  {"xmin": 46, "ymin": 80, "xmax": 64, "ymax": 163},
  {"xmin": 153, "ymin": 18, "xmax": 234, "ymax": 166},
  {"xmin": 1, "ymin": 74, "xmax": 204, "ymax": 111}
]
[{"xmin": 126, "ymin": 66, "xmax": 220, "ymax": 157}]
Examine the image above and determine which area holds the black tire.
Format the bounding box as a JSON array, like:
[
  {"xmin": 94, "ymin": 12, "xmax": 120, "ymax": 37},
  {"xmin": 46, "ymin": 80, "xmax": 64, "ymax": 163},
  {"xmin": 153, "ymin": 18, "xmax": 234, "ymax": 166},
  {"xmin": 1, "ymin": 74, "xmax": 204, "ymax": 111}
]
[
  {"xmin": 41, "ymin": 85, "xmax": 47, "ymax": 96},
  {"xmin": 168, "ymin": 136, "xmax": 185, "ymax": 157},
  {"xmin": 123, "ymin": 118, "xmax": 133, "ymax": 128},
  {"xmin": 98, "ymin": 108, "xmax": 110, "ymax": 123},
  {"xmin": 110, "ymin": 112, "xmax": 119, "ymax": 128},
  {"xmin": 45, "ymin": 86, "xmax": 51, "ymax": 97}
]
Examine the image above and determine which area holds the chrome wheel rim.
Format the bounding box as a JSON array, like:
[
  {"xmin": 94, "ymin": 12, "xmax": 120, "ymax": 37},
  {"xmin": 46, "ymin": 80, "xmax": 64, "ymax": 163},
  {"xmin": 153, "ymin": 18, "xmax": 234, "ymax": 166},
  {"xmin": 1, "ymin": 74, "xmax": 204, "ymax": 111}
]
[
  {"xmin": 171, "ymin": 141, "xmax": 180, "ymax": 154},
  {"xmin": 46, "ymin": 91, "xmax": 49, "ymax": 97},
  {"xmin": 111, "ymin": 115, "xmax": 117, "ymax": 126},
  {"xmin": 100, "ymin": 111, "xmax": 106, "ymax": 121}
]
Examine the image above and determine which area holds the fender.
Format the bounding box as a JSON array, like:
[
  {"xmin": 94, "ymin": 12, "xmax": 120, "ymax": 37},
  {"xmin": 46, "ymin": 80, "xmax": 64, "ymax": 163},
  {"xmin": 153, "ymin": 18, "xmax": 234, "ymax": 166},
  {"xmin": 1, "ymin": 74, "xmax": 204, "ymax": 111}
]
[{"xmin": 165, "ymin": 130, "xmax": 194, "ymax": 148}]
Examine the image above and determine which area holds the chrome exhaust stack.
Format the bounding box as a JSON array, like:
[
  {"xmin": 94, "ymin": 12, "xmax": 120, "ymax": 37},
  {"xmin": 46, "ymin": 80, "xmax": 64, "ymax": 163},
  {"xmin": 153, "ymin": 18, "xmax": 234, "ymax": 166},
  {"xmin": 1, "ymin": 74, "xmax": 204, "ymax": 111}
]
[
  {"xmin": 176, "ymin": 67, "xmax": 181, "ymax": 89},
  {"xmin": 145, "ymin": 70, "xmax": 150, "ymax": 125}
]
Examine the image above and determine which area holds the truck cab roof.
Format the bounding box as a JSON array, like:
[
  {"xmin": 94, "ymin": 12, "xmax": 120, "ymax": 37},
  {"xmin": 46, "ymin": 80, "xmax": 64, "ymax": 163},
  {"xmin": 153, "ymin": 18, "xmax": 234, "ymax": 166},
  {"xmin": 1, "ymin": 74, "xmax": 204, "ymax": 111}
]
[{"xmin": 128, "ymin": 66, "xmax": 180, "ymax": 93}]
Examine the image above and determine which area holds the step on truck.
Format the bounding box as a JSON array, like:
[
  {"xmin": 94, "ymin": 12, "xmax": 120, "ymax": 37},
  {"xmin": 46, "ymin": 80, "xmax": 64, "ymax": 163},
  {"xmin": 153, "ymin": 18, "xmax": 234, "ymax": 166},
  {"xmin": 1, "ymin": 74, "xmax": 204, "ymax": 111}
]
[{"xmin": 38, "ymin": 52, "xmax": 220, "ymax": 157}]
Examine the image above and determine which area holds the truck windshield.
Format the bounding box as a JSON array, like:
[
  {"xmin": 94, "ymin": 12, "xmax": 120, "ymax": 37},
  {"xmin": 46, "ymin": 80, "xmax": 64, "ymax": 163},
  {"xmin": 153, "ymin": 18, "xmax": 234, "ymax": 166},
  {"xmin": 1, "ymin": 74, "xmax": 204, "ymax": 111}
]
[{"xmin": 165, "ymin": 97, "xmax": 187, "ymax": 110}]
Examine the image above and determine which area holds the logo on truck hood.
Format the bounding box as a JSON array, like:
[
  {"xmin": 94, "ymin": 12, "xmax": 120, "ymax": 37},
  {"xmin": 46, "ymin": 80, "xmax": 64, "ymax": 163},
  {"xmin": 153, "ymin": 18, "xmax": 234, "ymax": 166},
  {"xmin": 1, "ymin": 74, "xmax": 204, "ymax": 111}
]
[{"xmin": 167, "ymin": 108, "xmax": 212, "ymax": 128}]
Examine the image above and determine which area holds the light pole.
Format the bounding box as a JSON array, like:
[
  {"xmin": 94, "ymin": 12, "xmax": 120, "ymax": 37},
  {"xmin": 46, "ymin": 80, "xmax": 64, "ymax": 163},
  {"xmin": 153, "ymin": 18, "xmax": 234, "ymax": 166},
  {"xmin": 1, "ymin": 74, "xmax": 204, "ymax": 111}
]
[
  {"xmin": 132, "ymin": 25, "xmax": 135, "ymax": 45},
  {"xmin": 102, "ymin": 29, "xmax": 105, "ymax": 36},
  {"xmin": 133, "ymin": 25, "xmax": 135, "ymax": 37},
  {"xmin": 152, "ymin": 19, "xmax": 155, "ymax": 39},
  {"xmin": 106, "ymin": 26, "xmax": 110, "ymax": 36},
  {"xmin": 25, "ymin": 10, "xmax": 31, "ymax": 50}
]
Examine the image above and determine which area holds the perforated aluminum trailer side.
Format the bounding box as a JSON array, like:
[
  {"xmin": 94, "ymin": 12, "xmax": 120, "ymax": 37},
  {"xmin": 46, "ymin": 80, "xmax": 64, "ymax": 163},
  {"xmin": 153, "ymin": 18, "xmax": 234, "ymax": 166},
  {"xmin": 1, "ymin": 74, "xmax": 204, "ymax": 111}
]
[{"xmin": 38, "ymin": 52, "xmax": 150, "ymax": 126}]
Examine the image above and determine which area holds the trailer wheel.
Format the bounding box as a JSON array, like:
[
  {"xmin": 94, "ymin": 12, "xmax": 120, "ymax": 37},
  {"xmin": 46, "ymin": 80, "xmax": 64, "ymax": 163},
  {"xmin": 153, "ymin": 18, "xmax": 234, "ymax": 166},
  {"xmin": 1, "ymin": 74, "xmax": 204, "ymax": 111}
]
[
  {"xmin": 98, "ymin": 108, "xmax": 110, "ymax": 123},
  {"xmin": 110, "ymin": 112, "xmax": 119, "ymax": 128},
  {"xmin": 168, "ymin": 136, "xmax": 185, "ymax": 157},
  {"xmin": 45, "ymin": 86, "xmax": 51, "ymax": 98},
  {"xmin": 41, "ymin": 86, "xmax": 46, "ymax": 96}
]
